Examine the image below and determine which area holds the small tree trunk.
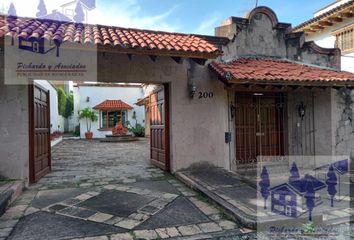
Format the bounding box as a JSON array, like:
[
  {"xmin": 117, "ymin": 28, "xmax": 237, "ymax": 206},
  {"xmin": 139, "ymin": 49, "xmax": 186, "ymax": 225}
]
[
  {"xmin": 331, "ymin": 196, "xmax": 334, "ymax": 207},
  {"xmin": 86, "ymin": 118, "xmax": 89, "ymax": 132},
  {"xmin": 264, "ymin": 199, "xmax": 267, "ymax": 210},
  {"xmin": 309, "ymin": 210, "xmax": 312, "ymax": 221}
]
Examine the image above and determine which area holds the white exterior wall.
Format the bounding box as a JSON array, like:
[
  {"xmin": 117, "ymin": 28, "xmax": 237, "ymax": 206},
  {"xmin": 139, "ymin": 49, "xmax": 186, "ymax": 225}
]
[
  {"xmin": 73, "ymin": 86, "xmax": 80, "ymax": 132},
  {"xmin": 34, "ymin": 80, "xmax": 65, "ymax": 133},
  {"xmin": 314, "ymin": 0, "xmax": 352, "ymax": 17},
  {"xmin": 304, "ymin": 17, "xmax": 354, "ymax": 73},
  {"xmin": 74, "ymin": 85, "xmax": 145, "ymax": 138}
]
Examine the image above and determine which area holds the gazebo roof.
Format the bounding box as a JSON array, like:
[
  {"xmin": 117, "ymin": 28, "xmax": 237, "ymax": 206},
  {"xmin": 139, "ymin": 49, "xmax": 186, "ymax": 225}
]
[{"xmin": 93, "ymin": 100, "xmax": 133, "ymax": 111}]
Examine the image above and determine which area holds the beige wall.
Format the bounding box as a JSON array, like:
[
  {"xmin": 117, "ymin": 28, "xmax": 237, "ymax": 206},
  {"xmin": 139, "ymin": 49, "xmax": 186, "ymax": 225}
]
[{"xmin": 0, "ymin": 45, "xmax": 29, "ymax": 181}]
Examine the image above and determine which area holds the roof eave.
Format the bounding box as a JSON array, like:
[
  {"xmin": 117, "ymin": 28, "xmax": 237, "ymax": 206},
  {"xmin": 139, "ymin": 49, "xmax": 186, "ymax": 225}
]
[
  {"xmin": 293, "ymin": 0, "xmax": 354, "ymax": 33},
  {"xmin": 0, "ymin": 35, "xmax": 222, "ymax": 60},
  {"xmin": 93, "ymin": 107, "xmax": 133, "ymax": 111},
  {"xmin": 228, "ymin": 78, "xmax": 354, "ymax": 87}
]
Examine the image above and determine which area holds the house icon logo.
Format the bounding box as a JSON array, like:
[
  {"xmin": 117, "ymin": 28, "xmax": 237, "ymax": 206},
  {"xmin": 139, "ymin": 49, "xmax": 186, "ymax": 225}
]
[
  {"xmin": 270, "ymin": 175, "xmax": 326, "ymax": 219},
  {"xmin": 18, "ymin": 36, "xmax": 61, "ymax": 57},
  {"xmin": 259, "ymin": 159, "xmax": 349, "ymax": 221},
  {"xmin": 10, "ymin": 0, "xmax": 96, "ymax": 57}
]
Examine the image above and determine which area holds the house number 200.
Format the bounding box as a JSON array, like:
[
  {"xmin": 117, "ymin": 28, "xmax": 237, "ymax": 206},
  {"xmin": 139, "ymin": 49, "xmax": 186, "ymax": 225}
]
[{"xmin": 198, "ymin": 92, "xmax": 214, "ymax": 99}]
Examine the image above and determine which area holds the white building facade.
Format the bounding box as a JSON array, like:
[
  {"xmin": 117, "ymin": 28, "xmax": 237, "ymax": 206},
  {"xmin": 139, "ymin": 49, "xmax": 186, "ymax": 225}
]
[
  {"xmin": 73, "ymin": 83, "xmax": 145, "ymax": 138},
  {"xmin": 294, "ymin": 0, "xmax": 354, "ymax": 73},
  {"xmin": 34, "ymin": 80, "xmax": 65, "ymax": 133}
]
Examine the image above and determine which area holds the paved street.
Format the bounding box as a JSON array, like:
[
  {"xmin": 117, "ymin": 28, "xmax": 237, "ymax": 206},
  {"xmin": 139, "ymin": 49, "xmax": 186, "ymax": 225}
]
[{"xmin": 0, "ymin": 139, "xmax": 253, "ymax": 240}]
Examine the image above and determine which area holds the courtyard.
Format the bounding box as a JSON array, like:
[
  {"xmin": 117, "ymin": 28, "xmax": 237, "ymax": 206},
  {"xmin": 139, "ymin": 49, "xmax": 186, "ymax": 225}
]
[{"xmin": 0, "ymin": 140, "xmax": 253, "ymax": 240}]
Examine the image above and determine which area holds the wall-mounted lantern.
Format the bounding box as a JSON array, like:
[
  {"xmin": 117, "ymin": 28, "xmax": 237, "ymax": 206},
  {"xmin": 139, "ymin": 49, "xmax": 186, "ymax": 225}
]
[
  {"xmin": 86, "ymin": 96, "xmax": 90, "ymax": 102},
  {"xmin": 188, "ymin": 82, "xmax": 197, "ymax": 98},
  {"xmin": 298, "ymin": 102, "xmax": 306, "ymax": 120}
]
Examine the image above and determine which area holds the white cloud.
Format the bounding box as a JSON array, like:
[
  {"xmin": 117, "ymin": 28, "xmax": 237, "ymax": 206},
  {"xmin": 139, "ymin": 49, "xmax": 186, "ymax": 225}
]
[
  {"xmin": 194, "ymin": 12, "xmax": 222, "ymax": 35},
  {"xmin": 90, "ymin": 1, "xmax": 180, "ymax": 32},
  {"xmin": 2, "ymin": 0, "xmax": 180, "ymax": 32},
  {"xmin": 91, "ymin": 2, "xmax": 179, "ymax": 32}
]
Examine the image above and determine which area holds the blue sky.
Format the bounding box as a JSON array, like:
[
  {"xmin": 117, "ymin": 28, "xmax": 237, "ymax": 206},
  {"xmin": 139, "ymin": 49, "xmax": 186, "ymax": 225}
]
[{"xmin": 3, "ymin": 0, "xmax": 334, "ymax": 35}]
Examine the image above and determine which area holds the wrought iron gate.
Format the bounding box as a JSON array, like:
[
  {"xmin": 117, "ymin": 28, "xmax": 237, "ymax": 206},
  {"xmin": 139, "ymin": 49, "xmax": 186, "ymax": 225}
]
[{"xmin": 235, "ymin": 94, "xmax": 287, "ymax": 166}]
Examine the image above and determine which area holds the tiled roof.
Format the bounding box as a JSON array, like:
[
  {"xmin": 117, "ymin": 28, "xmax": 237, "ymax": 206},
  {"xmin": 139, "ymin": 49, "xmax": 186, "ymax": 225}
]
[
  {"xmin": 293, "ymin": 0, "xmax": 354, "ymax": 32},
  {"xmin": 93, "ymin": 100, "xmax": 133, "ymax": 110},
  {"xmin": 0, "ymin": 15, "xmax": 222, "ymax": 59},
  {"xmin": 210, "ymin": 58, "xmax": 354, "ymax": 85}
]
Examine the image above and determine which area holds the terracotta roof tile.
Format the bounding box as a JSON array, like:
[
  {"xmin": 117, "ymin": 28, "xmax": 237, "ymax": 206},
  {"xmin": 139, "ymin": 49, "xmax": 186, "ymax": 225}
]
[
  {"xmin": 93, "ymin": 100, "xmax": 133, "ymax": 111},
  {"xmin": 210, "ymin": 58, "xmax": 354, "ymax": 85},
  {"xmin": 0, "ymin": 16, "xmax": 222, "ymax": 59}
]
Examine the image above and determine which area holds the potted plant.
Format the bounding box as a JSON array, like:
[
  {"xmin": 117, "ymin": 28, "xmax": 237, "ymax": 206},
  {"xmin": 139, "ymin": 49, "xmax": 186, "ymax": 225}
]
[{"xmin": 78, "ymin": 107, "xmax": 98, "ymax": 139}]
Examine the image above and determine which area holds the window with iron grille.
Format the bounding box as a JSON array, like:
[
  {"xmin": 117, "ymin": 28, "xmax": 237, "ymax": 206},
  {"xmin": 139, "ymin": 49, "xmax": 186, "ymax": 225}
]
[{"xmin": 334, "ymin": 25, "xmax": 354, "ymax": 54}]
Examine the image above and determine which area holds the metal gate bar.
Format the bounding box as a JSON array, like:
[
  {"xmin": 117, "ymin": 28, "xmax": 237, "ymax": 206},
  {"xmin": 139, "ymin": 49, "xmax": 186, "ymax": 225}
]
[{"xmin": 235, "ymin": 93, "xmax": 287, "ymax": 167}]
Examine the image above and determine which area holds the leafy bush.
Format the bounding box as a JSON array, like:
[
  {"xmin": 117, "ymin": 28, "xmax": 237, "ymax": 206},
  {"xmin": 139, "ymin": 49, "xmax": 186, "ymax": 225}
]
[
  {"xmin": 129, "ymin": 123, "xmax": 145, "ymax": 137},
  {"xmin": 58, "ymin": 89, "xmax": 74, "ymax": 118},
  {"xmin": 127, "ymin": 111, "xmax": 145, "ymax": 137},
  {"xmin": 64, "ymin": 91, "xmax": 74, "ymax": 118},
  {"xmin": 57, "ymin": 88, "xmax": 67, "ymax": 116},
  {"xmin": 303, "ymin": 222, "xmax": 315, "ymax": 235}
]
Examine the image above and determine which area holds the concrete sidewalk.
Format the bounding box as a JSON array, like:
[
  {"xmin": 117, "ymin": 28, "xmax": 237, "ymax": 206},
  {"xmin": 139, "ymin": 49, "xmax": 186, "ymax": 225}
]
[
  {"xmin": 0, "ymin": 181, "xmax": 23, "ymax": 217},
  {"xmin": 176, "ymin": 165, "xmax": 354, "ymax": 231}
]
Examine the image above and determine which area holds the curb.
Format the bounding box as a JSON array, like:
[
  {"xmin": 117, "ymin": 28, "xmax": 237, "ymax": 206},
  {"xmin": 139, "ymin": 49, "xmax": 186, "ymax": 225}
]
[
  {"xmin": 0, "ymin": 181, "xmax": 24, "ymax": 217},
  {"xmin": 175, "ymin": 172, "xmax": 257, "ymax": 229}
]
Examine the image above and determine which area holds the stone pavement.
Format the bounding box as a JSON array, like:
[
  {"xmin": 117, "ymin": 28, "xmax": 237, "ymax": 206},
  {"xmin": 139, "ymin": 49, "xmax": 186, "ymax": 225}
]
[
  {"xmin": 1, "ymin": 139, "xmax": 255, "ymax": 240},
  {"xmin": 0, "ymin": 180, "xmax": 23, "ymax": 217}
]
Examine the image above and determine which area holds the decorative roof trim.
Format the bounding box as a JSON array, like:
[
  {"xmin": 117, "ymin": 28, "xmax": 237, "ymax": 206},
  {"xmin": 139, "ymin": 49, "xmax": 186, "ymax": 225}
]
[
  {"xmin": 222, "ymin": 6, "xmax": 292, "ymax": 32},
  {"xmin": 293, "ymin": 0, "xmax": 354, "ymax": 32},
  {"xmin": 209, "ymin": 57, "xmax": 354, "ymax": 87},
  {"xmin": 246, "ymin": 6, "xmax": 279, "ymax": 28},
  {"xmin": 301, "ymin": 41, "xmax": 341, "ymax": 56}
]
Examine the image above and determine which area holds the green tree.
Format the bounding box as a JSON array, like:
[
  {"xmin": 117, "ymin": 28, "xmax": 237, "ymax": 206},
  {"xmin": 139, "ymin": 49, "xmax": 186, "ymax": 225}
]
[
  {"xmin": 64, "ymin": 91, "xmax": 74, "ymax": 118},
  {"xmin": 78, "ymin": 107, "xmax": 97, "ymax": 132},
  {"xmin": 57, "ymin": 88, "xmax": 67, "ymax": 116}
]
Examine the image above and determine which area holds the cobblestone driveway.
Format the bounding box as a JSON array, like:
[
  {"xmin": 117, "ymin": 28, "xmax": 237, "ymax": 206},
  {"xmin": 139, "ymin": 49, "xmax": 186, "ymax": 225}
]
[
  {"xmin": 1, "ymin": 140, "xmax": 253, "ymax": 240},
  {"xmin": 37, "ymin": 139, "xmax": 161, "ymax": 189}
]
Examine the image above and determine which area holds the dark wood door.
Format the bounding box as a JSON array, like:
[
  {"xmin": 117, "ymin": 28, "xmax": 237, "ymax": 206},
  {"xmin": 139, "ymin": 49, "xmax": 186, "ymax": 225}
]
[
  {"xmin": 149, "ymin": 85, "xmax": 170, "ymax": 171},
  {"xmin": 29, "ymin": 83, "xmax": 51, "ymax": 183},
  {"xmin": 235, "ymin": 94, "xmax": 286, "ymax": 165}
]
